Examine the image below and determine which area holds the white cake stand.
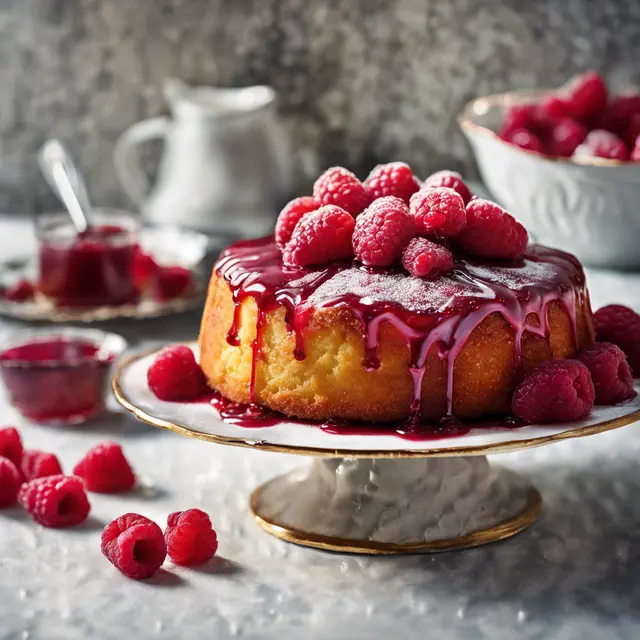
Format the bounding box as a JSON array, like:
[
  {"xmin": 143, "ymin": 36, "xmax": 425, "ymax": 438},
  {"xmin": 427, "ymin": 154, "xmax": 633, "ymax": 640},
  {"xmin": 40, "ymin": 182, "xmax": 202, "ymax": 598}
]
[{"xmin": 113, "ymin": 346, "xmax": 640, "ymax": 555}]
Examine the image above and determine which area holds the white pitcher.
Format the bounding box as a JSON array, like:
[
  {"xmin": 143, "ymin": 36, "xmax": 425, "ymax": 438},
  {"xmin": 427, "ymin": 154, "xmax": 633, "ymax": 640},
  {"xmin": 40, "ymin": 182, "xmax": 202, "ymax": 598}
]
[{"xmin": 114, "ymin": 79, "xmax": 293, "ymax": 237}]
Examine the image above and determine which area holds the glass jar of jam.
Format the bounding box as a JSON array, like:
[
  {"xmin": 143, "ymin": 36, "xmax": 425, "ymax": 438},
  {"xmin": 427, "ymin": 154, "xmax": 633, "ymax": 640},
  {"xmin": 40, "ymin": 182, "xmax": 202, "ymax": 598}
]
[
  {"xmin": 36, "ymin": 210, "xmax": 139, "ymax": 308},
  {"xmin": 0, "ymin": 329, "xmax": 127, "ymax": 425}
]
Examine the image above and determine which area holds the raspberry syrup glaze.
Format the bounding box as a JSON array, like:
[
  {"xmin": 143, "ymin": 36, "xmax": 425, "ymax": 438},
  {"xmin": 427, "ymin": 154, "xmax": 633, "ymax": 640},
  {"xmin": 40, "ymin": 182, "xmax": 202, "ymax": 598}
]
[{"xmin": 214, "ymin": 236, "xmax": 588, "ymax": 423}]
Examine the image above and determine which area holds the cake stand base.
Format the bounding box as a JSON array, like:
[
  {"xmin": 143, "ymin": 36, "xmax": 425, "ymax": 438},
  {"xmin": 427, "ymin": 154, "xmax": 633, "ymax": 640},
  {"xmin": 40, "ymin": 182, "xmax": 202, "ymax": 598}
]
[{"xmin": 250, "ymin": 456, "xmax": 541, "ymax": 554}]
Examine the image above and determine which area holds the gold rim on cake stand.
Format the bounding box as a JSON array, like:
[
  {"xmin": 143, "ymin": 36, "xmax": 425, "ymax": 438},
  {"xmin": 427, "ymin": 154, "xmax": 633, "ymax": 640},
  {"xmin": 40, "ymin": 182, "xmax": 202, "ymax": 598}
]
[
  {"xmin": 112, "ymin": 349, "xmax": 638, "ymax": 554},
  {"xmin": 112, "ymin": 349, "xmax": 640, "ymax": 459}
]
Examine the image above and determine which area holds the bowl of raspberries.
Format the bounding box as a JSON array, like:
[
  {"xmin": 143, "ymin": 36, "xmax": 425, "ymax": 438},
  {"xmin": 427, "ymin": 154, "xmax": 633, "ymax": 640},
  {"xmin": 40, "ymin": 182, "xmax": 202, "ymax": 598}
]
[{"xmin": 459, "ymin": 70, "xmax": 640, "ymax": 269}]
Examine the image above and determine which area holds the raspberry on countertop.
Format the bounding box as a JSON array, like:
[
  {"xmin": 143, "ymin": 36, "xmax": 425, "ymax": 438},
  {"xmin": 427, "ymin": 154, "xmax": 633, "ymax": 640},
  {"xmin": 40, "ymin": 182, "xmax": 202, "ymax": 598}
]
[
  {"xmin": 21, "ymin": 450, "xmax": 63, "ymax": 482},
  {"xmin": 101, "ymin": 513, "xmax": 167, "ymax": 580},
  {"xmin": 165, "ymin": 509, "xmax": 219, "ymax": 566},
  {"xmin": 19, "ymin": 475, "xmax": 91, "ymax": 528},
  {"xmin": 0, "ymin": 427, "xmax": 23, "ymax": 467},
  {"xmin": 0, "ymin": 457, "xmax": 22, "ymax": 508},
  {"xmin": 73, "ymin": 441, "xmax": 136, "ymax": 494}
]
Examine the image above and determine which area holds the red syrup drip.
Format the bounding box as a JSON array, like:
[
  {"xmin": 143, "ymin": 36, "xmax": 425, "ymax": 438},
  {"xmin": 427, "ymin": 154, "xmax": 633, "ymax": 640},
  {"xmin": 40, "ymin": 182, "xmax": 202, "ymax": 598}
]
[
  {"xmin": 202, "ymin": 388, "xmax": 526, "ymax": 442},
  {"xmin": 216, "ymin": 237, "xmax": 587, "ymax": 420},
  {"xmin": 249, "ymin": 306, "xmax": 269, "ymax": 402}
]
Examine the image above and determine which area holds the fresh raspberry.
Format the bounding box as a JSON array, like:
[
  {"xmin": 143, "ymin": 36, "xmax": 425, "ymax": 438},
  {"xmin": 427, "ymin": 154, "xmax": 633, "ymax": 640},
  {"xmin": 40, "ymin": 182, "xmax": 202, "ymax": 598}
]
[
  {"xmin": 529, "ymin": 116, "xmax": 558, "ymax": 140},
  {"xmin": 165, "ymin": 509, "xmax": 219, "ymax": 566},
  {"xmin": 275, "ymin": 196, "xmax": 319, "ymax": 247},
  {"xmin": 546, "ymin": 117, "xmax": 588, "ymax": 157},
  {"xmin": 0, "ymin": 457, "xmax": 21, "ymax": 508},
  {"xmin": 21, "ymin": 450, "xmax": 63, "ymax": 482},
  {"xmin": 625, "ymin": 114, "xmax": 640, "ymax": 150},
  {"xmin": 422, "ymin": 170, "xmax": 472, "ymax": 204},
  {"xmin": 73, "ymin": 441, "xmax": 136, "ymax": 494},
  {"xmin": 572, "ymin": 130, "xmax": 629, "ymax": 162},
  {"xmin": 0, "ymin": 427, "xmax": 23, "ymax": 467},
  {"xmin": 501, "ymin": 128, "xmax": 545, "ymax": 154},
  {"xmin": 599, "ymin": 94, "xmax": 640, "ymax": 137},
  {"xmin": 402, "ymin": 238, "xmax": 453, "ymax": 278},
  {"xmin": 578, "ymin": 342, "xmax": 635, "ymax": 405},
  {"xmin": 499, "ymin": 104, "xmax": 537, "ymax": 137},
  {"xmin": 312, "ymin": 167, "xmax": 370, "ymax": 215},
  {"xmin": 499, "ymin": 105, "xmax": 554, "ymax": 142},
  {"xmin": 538, "ymin": 95, "xmax": 571, "ymax": 120},
  {"xmin": 352, "ymin": 197, "xmax": 414, "ymax": 267},
  {"xmin": 133, "ymin": 248, "xmax": 160, "ymax": 289},
  {"xmin": 594, "ymin": 305, "xmax": 640, "ymax": 375},
  {"xmin": 512, "ymin": 360, "xmax": 595, "ymax": 423},
  {"xmin": 147, "ymin": 344, "xmax": 206, "ymax": 401},
  {"xmin": 456, "ymin": 198, "xmax": 528, "ymax": 260},
  {"xmin": 4, "ymin": 279, "xmax": 35, "ymax": 302},
  {"xmin": 409, "ymin": 187, "xmax": 466, "ymax": 238},
  {"xmin": 101, "ymin": 513, "xmax": 167, "ymax": 580},
  {"xmin": 18, "ymin": 475, "xmax": 90, "ymax": 527},
  {"xmin": 363, "ymin": 162, "xmax": 420, "ymax": 205},
  {"xmin": 151, "ymin": 266, "xmax": 193, "ymax": 302},
  {"xmin": 631, "ymin": 136, "xmax": 640, "ymax": 162},
  {"xmin": 282, "ymin": 205, "xmax": 355, "ymax": 267},
  {"xmin": 564, "ymin": 70, "xmax": 608, "ymax": 126}
]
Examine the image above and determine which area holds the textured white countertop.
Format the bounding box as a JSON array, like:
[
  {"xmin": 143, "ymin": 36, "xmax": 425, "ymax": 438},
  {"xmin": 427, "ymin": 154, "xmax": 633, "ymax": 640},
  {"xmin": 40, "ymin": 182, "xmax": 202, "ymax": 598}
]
[{"xmin": 1, "ymin": 217, "xmax": 640, "ymax": 640}]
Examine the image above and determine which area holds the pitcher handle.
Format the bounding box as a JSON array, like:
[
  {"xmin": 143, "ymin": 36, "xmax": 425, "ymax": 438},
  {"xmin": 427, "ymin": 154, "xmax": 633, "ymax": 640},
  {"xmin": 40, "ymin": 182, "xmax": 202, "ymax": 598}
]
[{"xmin": 113, "ymin": 116, "xmax": 170, "ymax": 206}]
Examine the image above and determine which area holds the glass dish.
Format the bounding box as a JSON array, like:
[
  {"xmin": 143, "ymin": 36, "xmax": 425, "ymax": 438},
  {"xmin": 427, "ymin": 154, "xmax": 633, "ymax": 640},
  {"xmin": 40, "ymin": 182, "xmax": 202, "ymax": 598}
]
[
  {"xmin": 0, "ymin": 328, "xmax": 127, "ymax": 425},
  {"xmin": 0, "ymin": 226, "xmax": 211, "ymax": 323},
  {"xmin": 36, "ymin": 210, "xmax": 139, "ymax": 308}
]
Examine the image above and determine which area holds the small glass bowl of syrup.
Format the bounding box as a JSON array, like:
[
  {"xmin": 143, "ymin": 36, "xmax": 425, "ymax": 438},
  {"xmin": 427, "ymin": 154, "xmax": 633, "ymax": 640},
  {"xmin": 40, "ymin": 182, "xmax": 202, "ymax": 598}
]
[
  {"xmin": 36, "ymin": 209, "xmax": 139, "ymax": 308},
  {"xmin": 0, "ymin": 328, "xmax": 127, "ymax": 425}
]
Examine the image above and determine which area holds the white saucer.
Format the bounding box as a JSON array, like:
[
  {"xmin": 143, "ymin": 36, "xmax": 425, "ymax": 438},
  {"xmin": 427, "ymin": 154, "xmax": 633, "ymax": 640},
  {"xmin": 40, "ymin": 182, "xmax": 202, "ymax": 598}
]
[{"xmin": 114, "ymin": 344, "xmax": 640, "ymax": 458}]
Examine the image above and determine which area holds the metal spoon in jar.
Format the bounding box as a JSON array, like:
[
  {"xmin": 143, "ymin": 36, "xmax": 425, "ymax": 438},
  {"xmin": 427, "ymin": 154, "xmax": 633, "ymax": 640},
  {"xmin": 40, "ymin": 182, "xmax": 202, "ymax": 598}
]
[{"xmin": 38, "ymin": 139, "xmax": 92, "ymax": 234}]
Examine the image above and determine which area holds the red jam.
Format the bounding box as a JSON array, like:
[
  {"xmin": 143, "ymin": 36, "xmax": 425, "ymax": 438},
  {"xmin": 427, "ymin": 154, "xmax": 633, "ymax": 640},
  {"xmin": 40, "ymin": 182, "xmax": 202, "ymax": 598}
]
[
  {"xmin": 215, "ymin": 236, "xmax": 588, "ymax": 421},
  {"xmin": 205, "ymin": 388, "xmax": 522, "ymax": 440},
  {"xmin": 0, "ymin": 335, "xmax": 124, "ymax": 425},
  {"xmin": 38, "ymin": 224, "xmax": 138, "ymax": 308}
]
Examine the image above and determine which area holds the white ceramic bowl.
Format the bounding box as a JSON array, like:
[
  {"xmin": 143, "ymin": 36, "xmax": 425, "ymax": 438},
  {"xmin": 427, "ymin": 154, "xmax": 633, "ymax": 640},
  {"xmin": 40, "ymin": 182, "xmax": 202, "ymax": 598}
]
[{"xmin": 459, "ymin": 90, "xmax": 640, "ymax": 269}]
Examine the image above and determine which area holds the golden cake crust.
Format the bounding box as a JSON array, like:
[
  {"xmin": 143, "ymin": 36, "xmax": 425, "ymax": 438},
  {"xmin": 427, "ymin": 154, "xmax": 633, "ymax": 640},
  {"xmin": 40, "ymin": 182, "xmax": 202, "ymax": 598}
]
[{"xmin": 199, "ymin": 268, "xmax": 595, "ymax": 422}]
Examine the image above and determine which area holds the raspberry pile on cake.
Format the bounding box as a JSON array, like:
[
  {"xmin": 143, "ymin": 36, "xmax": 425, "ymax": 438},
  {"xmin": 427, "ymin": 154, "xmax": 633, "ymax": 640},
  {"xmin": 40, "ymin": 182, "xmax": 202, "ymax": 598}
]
[{"xmin": 196, "ymin": 164, "xmax": 609, "ymax": 424}]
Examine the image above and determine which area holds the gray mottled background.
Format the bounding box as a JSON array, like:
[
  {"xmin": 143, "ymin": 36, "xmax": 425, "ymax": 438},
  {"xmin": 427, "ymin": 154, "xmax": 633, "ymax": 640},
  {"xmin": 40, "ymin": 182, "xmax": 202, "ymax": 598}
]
[{"xmin": 0, "ymin": 0, "xmax": 638, "ymax": 213}]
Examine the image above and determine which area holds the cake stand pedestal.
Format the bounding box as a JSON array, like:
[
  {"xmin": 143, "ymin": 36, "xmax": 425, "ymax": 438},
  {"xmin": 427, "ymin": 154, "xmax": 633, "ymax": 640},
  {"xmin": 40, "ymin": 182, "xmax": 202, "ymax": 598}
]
[
  {"xmin": 114, "ymin": 346, "xmax": 640, "ymax": 554},
  {"xmin": 250, "ymin": 456, "xmax": 540, "ymax": 553}
]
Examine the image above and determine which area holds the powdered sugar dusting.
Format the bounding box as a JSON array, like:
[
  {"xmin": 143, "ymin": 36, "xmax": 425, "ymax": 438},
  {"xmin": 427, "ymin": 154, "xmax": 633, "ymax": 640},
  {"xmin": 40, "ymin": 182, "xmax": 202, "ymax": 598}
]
[{"xmin": 307, "ymin": 268, "xmax": 489, "ymax": 314}]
